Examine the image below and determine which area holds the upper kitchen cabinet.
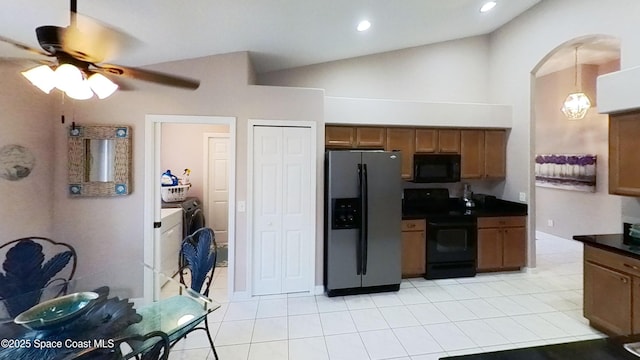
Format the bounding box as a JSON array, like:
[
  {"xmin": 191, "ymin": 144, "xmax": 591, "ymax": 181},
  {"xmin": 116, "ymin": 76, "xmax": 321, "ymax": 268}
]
[
  {"xmin": 484, "ymin": 130, "xmax": 507, "ymax": 179},
  {"xmin": 385, "ymin": 128, "xmax": 415, "ymax": 179},
  {"xmin": 438, "ymin": 129, "xmax": 461, "ymax": 153},
  {"xmin": 461, "ymin": 129, "xmax": 506, "ymax": 180},
  {"xmin": 461, "ymin": 130, "xmax": 485, "ymax": 179},
  {"xmin": 609, "ymin": 111, "xmax": 640, "ymax": 196},
  {"xmin": 415, "ymin": 129, "xmax": 460, "ymax": 153},
  {"xmin": 325, "ymin": 126, "xmax": 385, "ymax": 149},
  {"xmin": 325, "ymin": 126, "xmax": 355, "ymax": 148}
]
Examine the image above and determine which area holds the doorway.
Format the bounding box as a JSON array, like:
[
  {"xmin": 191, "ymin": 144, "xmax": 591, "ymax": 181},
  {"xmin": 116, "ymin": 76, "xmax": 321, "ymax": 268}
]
[{"xmin": 143, "ymin": 115, "xmax": 236, "ymax": 300}]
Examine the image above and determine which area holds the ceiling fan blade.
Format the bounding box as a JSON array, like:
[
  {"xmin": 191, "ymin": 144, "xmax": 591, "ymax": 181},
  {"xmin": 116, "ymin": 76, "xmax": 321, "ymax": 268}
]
[
  {"xmin": 62, "ymin": 13, "xmax": 138, "ymax": 64},
  {"xmin": 92, "ymin": 63, "xmax": 200, "ymax": 90},
  {"xmin": 0, "ymin": 34, "xmax": 53, "ymax": 58}
]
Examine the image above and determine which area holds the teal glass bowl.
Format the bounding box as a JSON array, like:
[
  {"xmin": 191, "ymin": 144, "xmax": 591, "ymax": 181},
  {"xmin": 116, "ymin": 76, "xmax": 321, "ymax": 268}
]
[{"xmin": 14, "ymin": 291, "xmax": 99, "ymax": 330}]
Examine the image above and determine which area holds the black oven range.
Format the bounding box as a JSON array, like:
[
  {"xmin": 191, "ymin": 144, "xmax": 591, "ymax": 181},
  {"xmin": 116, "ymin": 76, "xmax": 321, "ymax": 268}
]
[{"xmin": 403, "ymin": 188, "xmax": 477, "ymax": 279}]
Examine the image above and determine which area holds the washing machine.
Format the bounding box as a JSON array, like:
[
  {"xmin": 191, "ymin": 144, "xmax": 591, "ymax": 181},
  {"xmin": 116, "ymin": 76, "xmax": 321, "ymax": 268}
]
[{"xmin": 162, "ymin": 197, "xmax": 205, "ymax": 239}]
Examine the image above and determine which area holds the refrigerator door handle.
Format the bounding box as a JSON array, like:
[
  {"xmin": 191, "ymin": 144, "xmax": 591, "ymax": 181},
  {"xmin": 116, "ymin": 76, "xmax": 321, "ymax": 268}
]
[
  {"xmin": 357, "ymin": 163, "xmax": 363, "ymax": 275},
  {"xmin": 362, "ymin": 163, "xmax": 369, "ymax": 275}
]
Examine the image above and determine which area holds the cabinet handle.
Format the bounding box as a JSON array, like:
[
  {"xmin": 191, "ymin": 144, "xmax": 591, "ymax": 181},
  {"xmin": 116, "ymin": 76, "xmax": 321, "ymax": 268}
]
[
  {"xmin": 407, "ymin": 223, "xmax": 416, "ymax": 228},
  {"xmin": 624, "ymin": 263, "xmax": 640, "ymax": 271},
  {"xmin": 622, "ymin": 277, "xmax": 629, "ymax": 283}
]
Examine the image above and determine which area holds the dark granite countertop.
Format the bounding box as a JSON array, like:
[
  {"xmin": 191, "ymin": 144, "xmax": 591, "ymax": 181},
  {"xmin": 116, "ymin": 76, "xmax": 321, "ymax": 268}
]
[
  {"xmin": 440, "ymin": 336, "xmax": 640, "ymax": 360},
  {"xmin": 573, "ymin": 224, "xmax": 640, "ymax": 261},
  {"xmin": 402, "ymin": 198, "xmax": 527, "ymax": 220}
]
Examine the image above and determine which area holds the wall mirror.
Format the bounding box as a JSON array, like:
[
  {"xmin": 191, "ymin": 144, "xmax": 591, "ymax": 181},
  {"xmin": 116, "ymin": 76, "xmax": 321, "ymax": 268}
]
[{"xmin": 68, "ymin": 125, "xmax": 132, "ymax": 197}]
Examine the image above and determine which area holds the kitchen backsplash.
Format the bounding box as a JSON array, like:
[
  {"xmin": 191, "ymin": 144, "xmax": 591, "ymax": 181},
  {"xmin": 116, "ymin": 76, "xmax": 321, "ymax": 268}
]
[{"xmin": 403, "ymin": 179, "xmax": 505, "ymax": 199}]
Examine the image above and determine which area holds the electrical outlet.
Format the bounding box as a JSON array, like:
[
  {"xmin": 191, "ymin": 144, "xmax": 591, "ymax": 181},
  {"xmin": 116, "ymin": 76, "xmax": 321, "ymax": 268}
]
[
  {"xmin": 519, "ymin": 192, "xmax": 527, "ymax": 202},
  {"xmin": 548, "ymin": 219, "xmax": 554, "ymax": 227}
]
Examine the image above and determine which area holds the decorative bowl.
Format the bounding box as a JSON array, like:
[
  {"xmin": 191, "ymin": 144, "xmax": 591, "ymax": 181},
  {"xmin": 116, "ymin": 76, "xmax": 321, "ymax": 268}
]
[{"xmin": 14, "ymin": 291, "xmax": 99, "ymax": 330}]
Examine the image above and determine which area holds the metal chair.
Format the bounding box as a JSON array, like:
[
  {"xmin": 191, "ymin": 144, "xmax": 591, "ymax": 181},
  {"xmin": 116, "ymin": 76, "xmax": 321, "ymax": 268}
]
[
  {"xmin": 173, "ymin": 227, "xmax": 218, "ymax": 360},
  {"xmin": 66, "ymin": 330, "xmax": 171, "ymax": 360},
  {"xmin": 0, "ymin": 237, "xmax": 77, "ymax": 317}
]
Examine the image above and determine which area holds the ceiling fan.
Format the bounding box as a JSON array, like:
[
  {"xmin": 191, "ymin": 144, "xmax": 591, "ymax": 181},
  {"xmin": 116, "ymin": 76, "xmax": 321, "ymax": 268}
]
[{"xmin": 0, "ymin": 0, "xmax": 200, "ymax": 100}]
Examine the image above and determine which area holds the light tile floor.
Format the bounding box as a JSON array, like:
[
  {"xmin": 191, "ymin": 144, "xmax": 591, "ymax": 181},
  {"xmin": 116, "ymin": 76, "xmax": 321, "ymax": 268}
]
[{"xmin": 169, "ymin": 236, "xmax": 604, "ymax": 360}]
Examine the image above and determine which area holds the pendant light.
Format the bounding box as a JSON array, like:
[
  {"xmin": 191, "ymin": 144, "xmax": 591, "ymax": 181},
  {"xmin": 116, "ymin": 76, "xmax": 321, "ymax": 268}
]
[{"xmin": 561, "ymin": 45, "xmax": 591, "ymax": 120}]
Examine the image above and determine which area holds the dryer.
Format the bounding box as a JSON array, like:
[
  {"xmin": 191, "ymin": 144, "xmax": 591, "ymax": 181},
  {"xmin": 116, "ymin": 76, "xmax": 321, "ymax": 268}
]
[{"xmin": 162, "ymin": 197, "xmax": 205, "ymax": 239}]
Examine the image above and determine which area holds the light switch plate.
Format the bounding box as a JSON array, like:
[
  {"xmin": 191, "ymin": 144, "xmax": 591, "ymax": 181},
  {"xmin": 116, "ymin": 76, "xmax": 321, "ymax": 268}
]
[
  {"xmin": 237, "ymin": 201, "xmax": 246, "ymax": 212},
  {"xmin": 519, "ymin": 192, "xmax": 527, "ymax": 202}
]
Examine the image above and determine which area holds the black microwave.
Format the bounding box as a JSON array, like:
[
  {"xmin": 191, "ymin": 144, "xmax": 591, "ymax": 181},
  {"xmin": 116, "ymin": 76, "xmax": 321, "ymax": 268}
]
[{"xmin": 413, "ymin": 154, "xmax": 461, "ymax": 183}]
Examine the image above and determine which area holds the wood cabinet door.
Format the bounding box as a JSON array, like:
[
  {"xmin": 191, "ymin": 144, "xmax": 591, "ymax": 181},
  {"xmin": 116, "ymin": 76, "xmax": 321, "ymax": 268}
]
[
  {"xmin": 415, "ymin": 129, "xmax": 438, "ymax": 153},
  {"xmin": 461, "ymin": 130, "xmax": 485, "ymax": 179},
  {"xmin": 609, "ymin": 112, "xmax": 640, "ymax": 196},
  {"xmin": 477, "ymin": 228, "xmax": 502, "ymax": 271},
  {"xmin": 325, "ymin": 126, "xmax": 355, "ymax": 148},
  {"xmin": 502, "ymin": 226, "xmax": 526, "ymax": 268},
  {"xmin": 401, "ymin": 230, "xmax": 426, "ymax": 277},
  {"xmin": 386, "ymin": 128, "xmax": 415, "ymax": 179},
  {"xmin": 484, "ymin": 130, "xmax": 506, "ymax": 179},
  {"xmin": 356, "ymin": 127, "xmax": 386, "ymax": 148},
  {"xmin": 584, "ymin": 261, "xmax": 632, "ymax": 335},
  {"xmin": 438, "ymin": 130, "xmax": 461, "ymax": 153},
  {"xmin": 633, "ymin": 278, "xmax": 640, "ymax": 334}
]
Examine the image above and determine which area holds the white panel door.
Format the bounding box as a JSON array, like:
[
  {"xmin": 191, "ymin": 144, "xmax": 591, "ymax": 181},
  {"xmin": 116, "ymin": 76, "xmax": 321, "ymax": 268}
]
[
  {"xmin": 252, "ymin": 125, "xmax": 312, "ymax": 295},
  {"xmin": 206, "ymin": 135, "xmax": 229, "ymax": 244}
]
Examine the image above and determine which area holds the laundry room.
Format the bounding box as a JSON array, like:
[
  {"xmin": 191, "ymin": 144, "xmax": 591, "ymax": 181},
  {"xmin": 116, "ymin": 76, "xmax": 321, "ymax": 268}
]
[{"xmin": 160, "ymin": 122, "xmax": 231, "ymax": 271}]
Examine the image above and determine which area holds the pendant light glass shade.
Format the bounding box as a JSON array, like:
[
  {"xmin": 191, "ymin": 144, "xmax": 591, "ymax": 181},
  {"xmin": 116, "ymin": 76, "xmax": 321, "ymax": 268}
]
[
  {"xmin": 562, "ymin": 92, "xmax": 591, "ymax": 120},
  {"xmin": 561, "ymin": 46, "xmax": 591, "ymax": 120},
  {"xmin": 20, "ymin": 63, "xmax": 118, "ymax": 100}
]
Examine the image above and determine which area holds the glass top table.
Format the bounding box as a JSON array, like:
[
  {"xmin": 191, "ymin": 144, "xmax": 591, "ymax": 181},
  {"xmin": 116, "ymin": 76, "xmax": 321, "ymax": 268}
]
[{"xmin": 0, "ymin": 258, "xmax": 220, "ymax": 360}]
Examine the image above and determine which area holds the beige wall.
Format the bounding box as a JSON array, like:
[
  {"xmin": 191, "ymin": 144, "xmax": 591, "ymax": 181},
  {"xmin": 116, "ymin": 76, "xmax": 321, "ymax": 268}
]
[
  {"xmin": 161, "ymin": 123, "xmax": 229, "ymax": 202},
  {"xmin": 42, "ymin": 52, "xmax": 324, "ymax": 293},
  {"xmin": 534, "ymin": 62, "xmax": 621, "ymax": 239},
  {"xmin": 0, "ymin": 61, "xmax": 55, "ymax": 241}
]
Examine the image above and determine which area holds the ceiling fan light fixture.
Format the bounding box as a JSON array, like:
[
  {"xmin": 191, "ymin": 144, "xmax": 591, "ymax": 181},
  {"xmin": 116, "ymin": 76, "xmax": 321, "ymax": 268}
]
[
  {"xmin": 88, "ymin": 73, "xmax": 118, "ymax": 99},
  {"xmin": 21, "ymin": 65, "xmax": 56, "ymax": 94}
]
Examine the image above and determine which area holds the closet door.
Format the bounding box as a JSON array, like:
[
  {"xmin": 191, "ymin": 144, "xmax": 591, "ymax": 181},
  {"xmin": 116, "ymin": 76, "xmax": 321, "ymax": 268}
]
[{"xmin": 252, "ymin": 126, "xmax": 312, "ymax": 295}]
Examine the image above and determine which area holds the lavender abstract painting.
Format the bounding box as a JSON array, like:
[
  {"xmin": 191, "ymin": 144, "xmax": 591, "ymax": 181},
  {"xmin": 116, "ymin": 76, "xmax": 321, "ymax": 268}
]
[{"xmin": 535, "ymin": 154, "xmax": 596, "ymax": 192}]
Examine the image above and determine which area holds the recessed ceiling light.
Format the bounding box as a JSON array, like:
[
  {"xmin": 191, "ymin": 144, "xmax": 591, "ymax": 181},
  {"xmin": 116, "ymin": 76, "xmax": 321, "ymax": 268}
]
[
  {"xmin": 480, "ymin": 1, "xmax": 497, "ymax": 13},
  {"xmin": 357, "ymin": 20, "xmax": 371, "ymax": 32}
]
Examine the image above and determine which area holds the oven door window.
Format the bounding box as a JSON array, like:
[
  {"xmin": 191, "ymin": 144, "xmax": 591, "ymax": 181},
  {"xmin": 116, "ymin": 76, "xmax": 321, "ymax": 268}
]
[{"xmin": 436, "ymin": 229, "xmax": 469, "ymax": 252}]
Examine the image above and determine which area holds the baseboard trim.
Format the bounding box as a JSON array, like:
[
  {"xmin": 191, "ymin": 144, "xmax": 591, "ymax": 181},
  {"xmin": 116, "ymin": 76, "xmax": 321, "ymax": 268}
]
[{"xmin": 314, "ymin": 285, "xmax": 325, "ymax": 295}]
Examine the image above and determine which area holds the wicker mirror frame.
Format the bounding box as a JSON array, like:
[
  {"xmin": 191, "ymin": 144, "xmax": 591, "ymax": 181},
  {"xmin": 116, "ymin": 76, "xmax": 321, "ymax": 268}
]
[{"xmin": 68, "ymin": 125, "xmax": 132, "ymax": 197}]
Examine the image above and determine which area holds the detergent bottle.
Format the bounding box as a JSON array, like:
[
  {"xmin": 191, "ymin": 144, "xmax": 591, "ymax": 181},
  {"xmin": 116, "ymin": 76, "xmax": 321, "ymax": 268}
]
[{"xmin": 161, "ymin": 170, "xmax": 179, "ymax": 186}]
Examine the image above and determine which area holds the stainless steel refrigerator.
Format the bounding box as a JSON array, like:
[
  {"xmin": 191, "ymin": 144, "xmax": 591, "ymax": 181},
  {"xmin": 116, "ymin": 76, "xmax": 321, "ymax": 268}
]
[{"xmin": 324, "ymin": 150, "xmax": 402, "ymax": 296}]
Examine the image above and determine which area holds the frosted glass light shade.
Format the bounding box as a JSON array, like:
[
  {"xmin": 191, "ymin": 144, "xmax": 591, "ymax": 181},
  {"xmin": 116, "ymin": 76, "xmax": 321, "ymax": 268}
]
[
  {"xmin": 88, "ymin": 73, "xmax": 118, "ymax": 99},
  {"xmin": 65, "ymin": 79, "xmax": 94, "ymax": 100},
  {"xmin": 54, "ymin": 64, "xmax": 85, "ymax": 93},
  {"xmin": 21, "ymin": 65, "xmax": 56, "ymax": 93},
  {"xmin": 561, "ymin": 92, "xmax": 591, "ymax": 120}
]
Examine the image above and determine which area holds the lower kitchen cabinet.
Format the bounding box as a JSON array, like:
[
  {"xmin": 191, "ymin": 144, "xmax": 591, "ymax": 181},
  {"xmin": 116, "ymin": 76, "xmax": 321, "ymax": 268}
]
[
  {"xmin": 401, "ymin": 219, "xmax": 425, "ymax": 277},
  {"xmin": 583, "ymin": 244, "xmax": 640, "ymax": 336},
  {"xmin": 477, "ymin": 216, "xmax": 526, "ymax": 271}
]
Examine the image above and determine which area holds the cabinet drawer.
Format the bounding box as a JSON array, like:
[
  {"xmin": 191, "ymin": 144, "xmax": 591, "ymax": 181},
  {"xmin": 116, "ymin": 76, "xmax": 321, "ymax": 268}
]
[
  {"xmin": 402, "ymin": 219, "xmax": 425, "ymax": 231},
  {"xmin": 477, "ymin": 216, "xmax": 526, "ymax": 229},
  {"xmin": 585, "ymin": 245, "xmax": 640, "ymax": 278}
]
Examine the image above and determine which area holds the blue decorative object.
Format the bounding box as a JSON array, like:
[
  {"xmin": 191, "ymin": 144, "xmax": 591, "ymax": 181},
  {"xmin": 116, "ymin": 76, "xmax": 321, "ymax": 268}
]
[
  {"xmin": 115, "ymin": 127, "xmax": 128, "ymax": 138},
  {"xmin": 115, "ymin": 183, "xmax": 127, "ymax": 194},
  {"xmin": 69, "ymin": 184, "xmax": 82, "ymax": 195},
  {"xmin": 0, "ymin": 240, "xmax": 74, "ymax": 317},
  {"xmin": 14, "ymin": 292, "xmax": 99, "ymax": 330},
  {"xmin": 181, "ymin": 228, "xmax": 216, "ymax": 293}
]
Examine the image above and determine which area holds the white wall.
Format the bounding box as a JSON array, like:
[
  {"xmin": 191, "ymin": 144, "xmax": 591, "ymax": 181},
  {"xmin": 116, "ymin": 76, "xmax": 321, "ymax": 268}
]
[
  {"xmin": 488, "ymin": 0, "xmax": 640, "ymax": 242},
  {"xmin": 259, "ymin": 35, "xmax": 491, "ymax": 104},
  {"xmin": 0, "ymin": 62, "xmax": 55, "ymax": 241}
]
